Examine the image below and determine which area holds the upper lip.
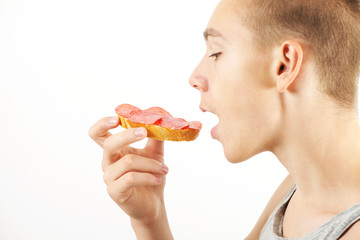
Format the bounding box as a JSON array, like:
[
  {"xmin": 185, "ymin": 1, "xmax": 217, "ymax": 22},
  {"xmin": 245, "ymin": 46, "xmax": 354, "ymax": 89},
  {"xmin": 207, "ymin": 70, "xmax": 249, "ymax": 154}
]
[{"xmin": 200, "ymin": 106, "xmax": 216, "ymax": 115}]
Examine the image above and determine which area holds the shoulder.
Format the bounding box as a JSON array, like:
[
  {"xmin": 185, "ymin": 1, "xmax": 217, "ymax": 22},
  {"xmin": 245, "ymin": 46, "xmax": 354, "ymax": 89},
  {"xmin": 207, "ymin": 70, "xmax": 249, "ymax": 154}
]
[
  {"xmin": 339, "ymin": 219, "xmax": 360, "ymax": 240},
  {"xmin": 246, "ymin": 174, "xmax": 294, "ymax": 239}
]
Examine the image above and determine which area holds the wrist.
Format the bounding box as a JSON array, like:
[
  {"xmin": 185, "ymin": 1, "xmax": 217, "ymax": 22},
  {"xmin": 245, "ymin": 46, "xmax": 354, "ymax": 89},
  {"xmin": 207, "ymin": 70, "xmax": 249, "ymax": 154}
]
[{"xmin": 130, "ymin": 206, "xmax": 173, "ymax": 240}]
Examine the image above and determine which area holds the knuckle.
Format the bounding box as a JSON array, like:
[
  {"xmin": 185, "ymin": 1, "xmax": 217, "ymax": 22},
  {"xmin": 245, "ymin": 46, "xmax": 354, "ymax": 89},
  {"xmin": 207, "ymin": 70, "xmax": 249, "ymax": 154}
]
[
  {"xmin": 106, "ymin": 184, "xmax": 116, "ymax": 199},
  {"xmin": 88, "ymin": 126, "xmax": 96, "ymax": 139},
  {"xmin": 107, "ymin": 183, "xmax": 132, "ymax": 204},
  {"xmin": 103, "ymin": 171, "xmax": 111, "ymax": 184},
  {"xmin": 124, "ymin": 172, "xmax": 136, "ymax": 185},
  {"xmin": 123, "ymin": 154, "xmax": 135, "ymax": 168},
  {"xmin": 102, "ymin": 137, "xmax": 112, "ymax": 152}
]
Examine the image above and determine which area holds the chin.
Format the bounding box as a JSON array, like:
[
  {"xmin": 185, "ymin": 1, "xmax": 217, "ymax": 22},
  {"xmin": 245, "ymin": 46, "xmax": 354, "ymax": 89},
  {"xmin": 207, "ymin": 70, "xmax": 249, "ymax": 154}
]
[{"xmin": 222, "ymin": 142, "xmax": 254, "ymax": 164}]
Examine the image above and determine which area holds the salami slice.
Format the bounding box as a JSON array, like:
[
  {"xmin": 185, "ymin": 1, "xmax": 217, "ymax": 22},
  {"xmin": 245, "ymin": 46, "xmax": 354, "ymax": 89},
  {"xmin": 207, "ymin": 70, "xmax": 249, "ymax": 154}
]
[
  {"xmin": 188, "ymin": 121, "xmax": 202, "ymax": 130},
  {"xmin": 127, "ymin": 111, "xmax": 162, "ymax": 125},
  {"xmin": 115, "ymin": 104, "xmax": 201, "ymax": 130},
  {"xmin": 144, "ymin": 107, "xmax": 172, "ymax": 117},
  {"xmin": 115, "ymin": 104, "xmax": 141, "ymax": 118},
  {"xmin": 159, "ymin": 116, "xmax": 190, "ymax": 129}
]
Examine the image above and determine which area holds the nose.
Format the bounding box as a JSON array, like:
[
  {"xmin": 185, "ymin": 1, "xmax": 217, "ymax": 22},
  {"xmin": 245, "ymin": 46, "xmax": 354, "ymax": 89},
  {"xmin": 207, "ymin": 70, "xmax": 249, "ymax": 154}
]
[{"xmin": 188, "ymin": 66, "xmax": 209, "ymax": 92}]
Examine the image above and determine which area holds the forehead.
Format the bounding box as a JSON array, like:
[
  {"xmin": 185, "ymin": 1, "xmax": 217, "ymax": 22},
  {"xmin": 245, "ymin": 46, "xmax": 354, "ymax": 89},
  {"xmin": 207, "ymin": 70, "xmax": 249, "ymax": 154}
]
[{"xmin": 206, "ymin": 0, "xmax": 248, "ymax": 42}]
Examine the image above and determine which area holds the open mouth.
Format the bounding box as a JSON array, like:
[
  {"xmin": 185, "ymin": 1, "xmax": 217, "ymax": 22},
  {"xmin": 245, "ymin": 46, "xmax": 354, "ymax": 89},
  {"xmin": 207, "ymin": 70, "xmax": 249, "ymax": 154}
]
[{"xmin": 200, "ymin": 106, "xmax": 219, "ymax": 139}]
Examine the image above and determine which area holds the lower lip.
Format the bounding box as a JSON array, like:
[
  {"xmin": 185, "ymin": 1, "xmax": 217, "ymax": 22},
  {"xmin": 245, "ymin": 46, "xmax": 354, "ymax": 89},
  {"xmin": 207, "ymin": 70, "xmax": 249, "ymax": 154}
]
[{"xmin": 211, "ymin": 124, "xmax": 218, "ymax": 139}]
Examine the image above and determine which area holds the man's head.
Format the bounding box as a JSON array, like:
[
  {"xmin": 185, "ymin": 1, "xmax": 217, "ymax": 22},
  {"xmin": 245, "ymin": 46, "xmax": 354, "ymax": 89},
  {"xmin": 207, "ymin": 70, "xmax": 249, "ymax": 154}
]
[
  {"xmin": 239, "ymin": 0, "xmax": 360, "ymax": 107},
  {"xmin": 189, "ymin": 0, "xmax": 360, "ymax": 162}
]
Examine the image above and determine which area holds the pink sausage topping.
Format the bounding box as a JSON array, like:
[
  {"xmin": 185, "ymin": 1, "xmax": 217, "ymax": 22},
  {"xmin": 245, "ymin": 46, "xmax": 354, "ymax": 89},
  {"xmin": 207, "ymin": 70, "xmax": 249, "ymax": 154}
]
[{"xmin": 115, "ymin": 104, "xmax": 202, "ymax": 130}]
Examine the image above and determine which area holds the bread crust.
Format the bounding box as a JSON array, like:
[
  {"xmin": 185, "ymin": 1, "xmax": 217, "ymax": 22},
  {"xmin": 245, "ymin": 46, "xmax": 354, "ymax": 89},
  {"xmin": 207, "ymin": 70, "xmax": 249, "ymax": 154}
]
[{"xmin": 118, "ymin": 115, "xmax": 200, "ymax": 142}]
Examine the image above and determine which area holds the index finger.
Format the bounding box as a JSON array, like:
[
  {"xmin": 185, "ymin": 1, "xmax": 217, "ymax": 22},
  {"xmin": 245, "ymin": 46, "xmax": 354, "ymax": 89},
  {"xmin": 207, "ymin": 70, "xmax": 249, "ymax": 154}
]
[{"xmin": 88, "ymin": 116, "xmax": 120, "ymax": 148}]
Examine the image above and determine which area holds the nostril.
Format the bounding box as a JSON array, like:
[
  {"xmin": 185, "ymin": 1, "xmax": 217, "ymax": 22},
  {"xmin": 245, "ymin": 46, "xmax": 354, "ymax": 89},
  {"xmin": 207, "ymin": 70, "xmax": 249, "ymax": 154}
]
[{"xmin": 189, "ymin": 76, "xmax": 208, "ymax": 92}]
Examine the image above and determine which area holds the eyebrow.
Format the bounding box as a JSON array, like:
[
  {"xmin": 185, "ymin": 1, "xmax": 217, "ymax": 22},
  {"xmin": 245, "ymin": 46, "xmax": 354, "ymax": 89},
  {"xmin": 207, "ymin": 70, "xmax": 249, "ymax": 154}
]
[{"xmin": 203, "ymin": 28, "xmax": 226, "ymax": 41}]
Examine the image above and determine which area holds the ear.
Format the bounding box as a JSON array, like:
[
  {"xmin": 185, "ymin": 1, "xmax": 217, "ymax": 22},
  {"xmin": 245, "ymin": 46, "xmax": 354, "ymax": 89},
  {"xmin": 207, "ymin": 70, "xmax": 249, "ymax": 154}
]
[{"xmin": 274, "ymin": 40, "xmax": 303, "ymax": 93}]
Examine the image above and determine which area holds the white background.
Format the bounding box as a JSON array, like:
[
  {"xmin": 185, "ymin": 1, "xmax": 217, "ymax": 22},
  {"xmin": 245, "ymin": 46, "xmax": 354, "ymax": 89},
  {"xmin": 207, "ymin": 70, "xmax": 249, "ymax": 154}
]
[{"xmin": 2, "ymin": 0, "xmax": 353, "ymax": 239}]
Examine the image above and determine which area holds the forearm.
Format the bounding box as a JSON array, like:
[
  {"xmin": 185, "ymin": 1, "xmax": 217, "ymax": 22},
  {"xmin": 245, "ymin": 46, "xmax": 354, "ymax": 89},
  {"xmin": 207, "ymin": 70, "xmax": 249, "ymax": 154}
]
[{"xmin": 131, "ymin": 206, "xmax": 173, "ymax": 240}]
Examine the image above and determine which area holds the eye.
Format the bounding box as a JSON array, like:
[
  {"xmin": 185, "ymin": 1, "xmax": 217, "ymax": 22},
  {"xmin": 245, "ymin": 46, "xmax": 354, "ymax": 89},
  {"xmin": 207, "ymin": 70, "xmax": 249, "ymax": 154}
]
[{"xmin": 209, "ymin": 52, "xmax": 222, "ymax": 61}]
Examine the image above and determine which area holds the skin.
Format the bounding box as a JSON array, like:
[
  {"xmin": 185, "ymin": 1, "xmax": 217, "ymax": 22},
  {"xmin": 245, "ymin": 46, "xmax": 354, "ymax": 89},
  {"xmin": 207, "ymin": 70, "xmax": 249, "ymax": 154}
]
[
  {"xmin": 89, "ymin": 0, "xmax": 360, "ymax": 238},
  {"xmin": 89, "ymin": 117, "xmax": 173, "ymax": 239}
]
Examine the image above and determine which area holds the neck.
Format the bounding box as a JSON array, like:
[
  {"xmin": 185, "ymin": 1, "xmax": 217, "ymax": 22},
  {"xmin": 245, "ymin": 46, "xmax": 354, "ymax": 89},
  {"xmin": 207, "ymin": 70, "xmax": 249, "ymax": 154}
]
[{"xmin": 272, "ymin": 95, "xmax": 360, "ymax": 210}]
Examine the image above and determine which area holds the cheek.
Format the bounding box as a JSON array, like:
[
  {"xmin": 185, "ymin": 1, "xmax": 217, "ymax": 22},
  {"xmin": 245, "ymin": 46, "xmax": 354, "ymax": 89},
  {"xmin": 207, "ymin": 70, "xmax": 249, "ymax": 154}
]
[
  {"xmin": 216, "ymin": 85, "xmax": 278, "ymax": 155},
  {"xmin": 211, "ymin": 52, "xmax": 277, "ymax": 162},
  {"xmin": 219, "ymin": 92, "xmax": 281, "ymax": 163}
]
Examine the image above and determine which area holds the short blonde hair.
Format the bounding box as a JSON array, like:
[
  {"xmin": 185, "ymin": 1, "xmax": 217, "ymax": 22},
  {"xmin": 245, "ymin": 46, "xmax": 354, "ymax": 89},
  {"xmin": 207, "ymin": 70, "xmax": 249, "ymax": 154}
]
[{"xmin": 240, "ymin": 0, "xmax": 360, "ymax": 107}]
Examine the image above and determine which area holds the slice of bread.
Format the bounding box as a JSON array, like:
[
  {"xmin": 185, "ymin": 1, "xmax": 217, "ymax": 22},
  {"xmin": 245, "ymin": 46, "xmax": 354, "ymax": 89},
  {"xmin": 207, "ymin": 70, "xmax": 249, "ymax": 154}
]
[
  {"xmin": 118, "ymin": 115, "xmax": 201, "ymax": 141},
  {"xmin": 115, "ymin": 104, "xmax": 201, "ymax": 141}
]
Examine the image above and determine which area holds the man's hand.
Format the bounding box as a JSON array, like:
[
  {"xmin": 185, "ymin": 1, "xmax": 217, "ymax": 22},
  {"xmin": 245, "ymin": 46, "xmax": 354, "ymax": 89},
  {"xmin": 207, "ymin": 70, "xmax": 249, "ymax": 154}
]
[{"xmin": 89, "ymin": 116, "xmax": 173, "ymax": 239}]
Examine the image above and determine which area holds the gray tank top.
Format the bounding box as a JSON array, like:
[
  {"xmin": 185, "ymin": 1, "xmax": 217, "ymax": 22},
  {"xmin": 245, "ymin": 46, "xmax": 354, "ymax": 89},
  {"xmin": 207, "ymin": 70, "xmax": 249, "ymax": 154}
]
[{"xmin": 260, "ymin": 185, "xmax": 360, "ymax": 239}]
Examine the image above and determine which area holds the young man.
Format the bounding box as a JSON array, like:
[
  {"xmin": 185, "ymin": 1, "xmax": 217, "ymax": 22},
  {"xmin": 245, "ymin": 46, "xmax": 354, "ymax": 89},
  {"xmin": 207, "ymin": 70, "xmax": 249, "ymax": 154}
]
[{"xmin": 89, "ymin": 0, "xmax": 360, "ymax": 239}]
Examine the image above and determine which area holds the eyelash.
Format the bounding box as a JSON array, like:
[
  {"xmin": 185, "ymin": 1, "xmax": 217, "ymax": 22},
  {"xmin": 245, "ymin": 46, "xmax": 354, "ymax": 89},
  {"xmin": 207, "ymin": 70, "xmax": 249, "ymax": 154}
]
[{"xmin": 209, "ymin": 52, "xmax": 222, "ymax": 61}]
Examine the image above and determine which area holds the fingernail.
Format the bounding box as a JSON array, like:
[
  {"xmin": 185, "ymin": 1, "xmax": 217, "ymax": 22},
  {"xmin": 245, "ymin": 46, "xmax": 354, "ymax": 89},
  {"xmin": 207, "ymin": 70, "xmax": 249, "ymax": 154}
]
[
  {"xmin": 161, "ymin": 165, "xmax": 169, "ymax": 173},
  {"xmin": 135, "ymin": 128, "xmax": 146, "ymax": 138},
  {"xmin": 155, "ymin": 176, "xmax": 162, "ymax": 184},
  {"xmin": 109, "ymin": 116, "xmax": 119, "ymax": 124}
]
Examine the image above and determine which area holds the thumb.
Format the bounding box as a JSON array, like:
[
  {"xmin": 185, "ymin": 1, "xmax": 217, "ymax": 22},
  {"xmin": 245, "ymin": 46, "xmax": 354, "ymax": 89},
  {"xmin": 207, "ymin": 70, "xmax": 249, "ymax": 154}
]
[{"xmin": 145, "ymin": 138, "xmax": 164, "ymax": 160}]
